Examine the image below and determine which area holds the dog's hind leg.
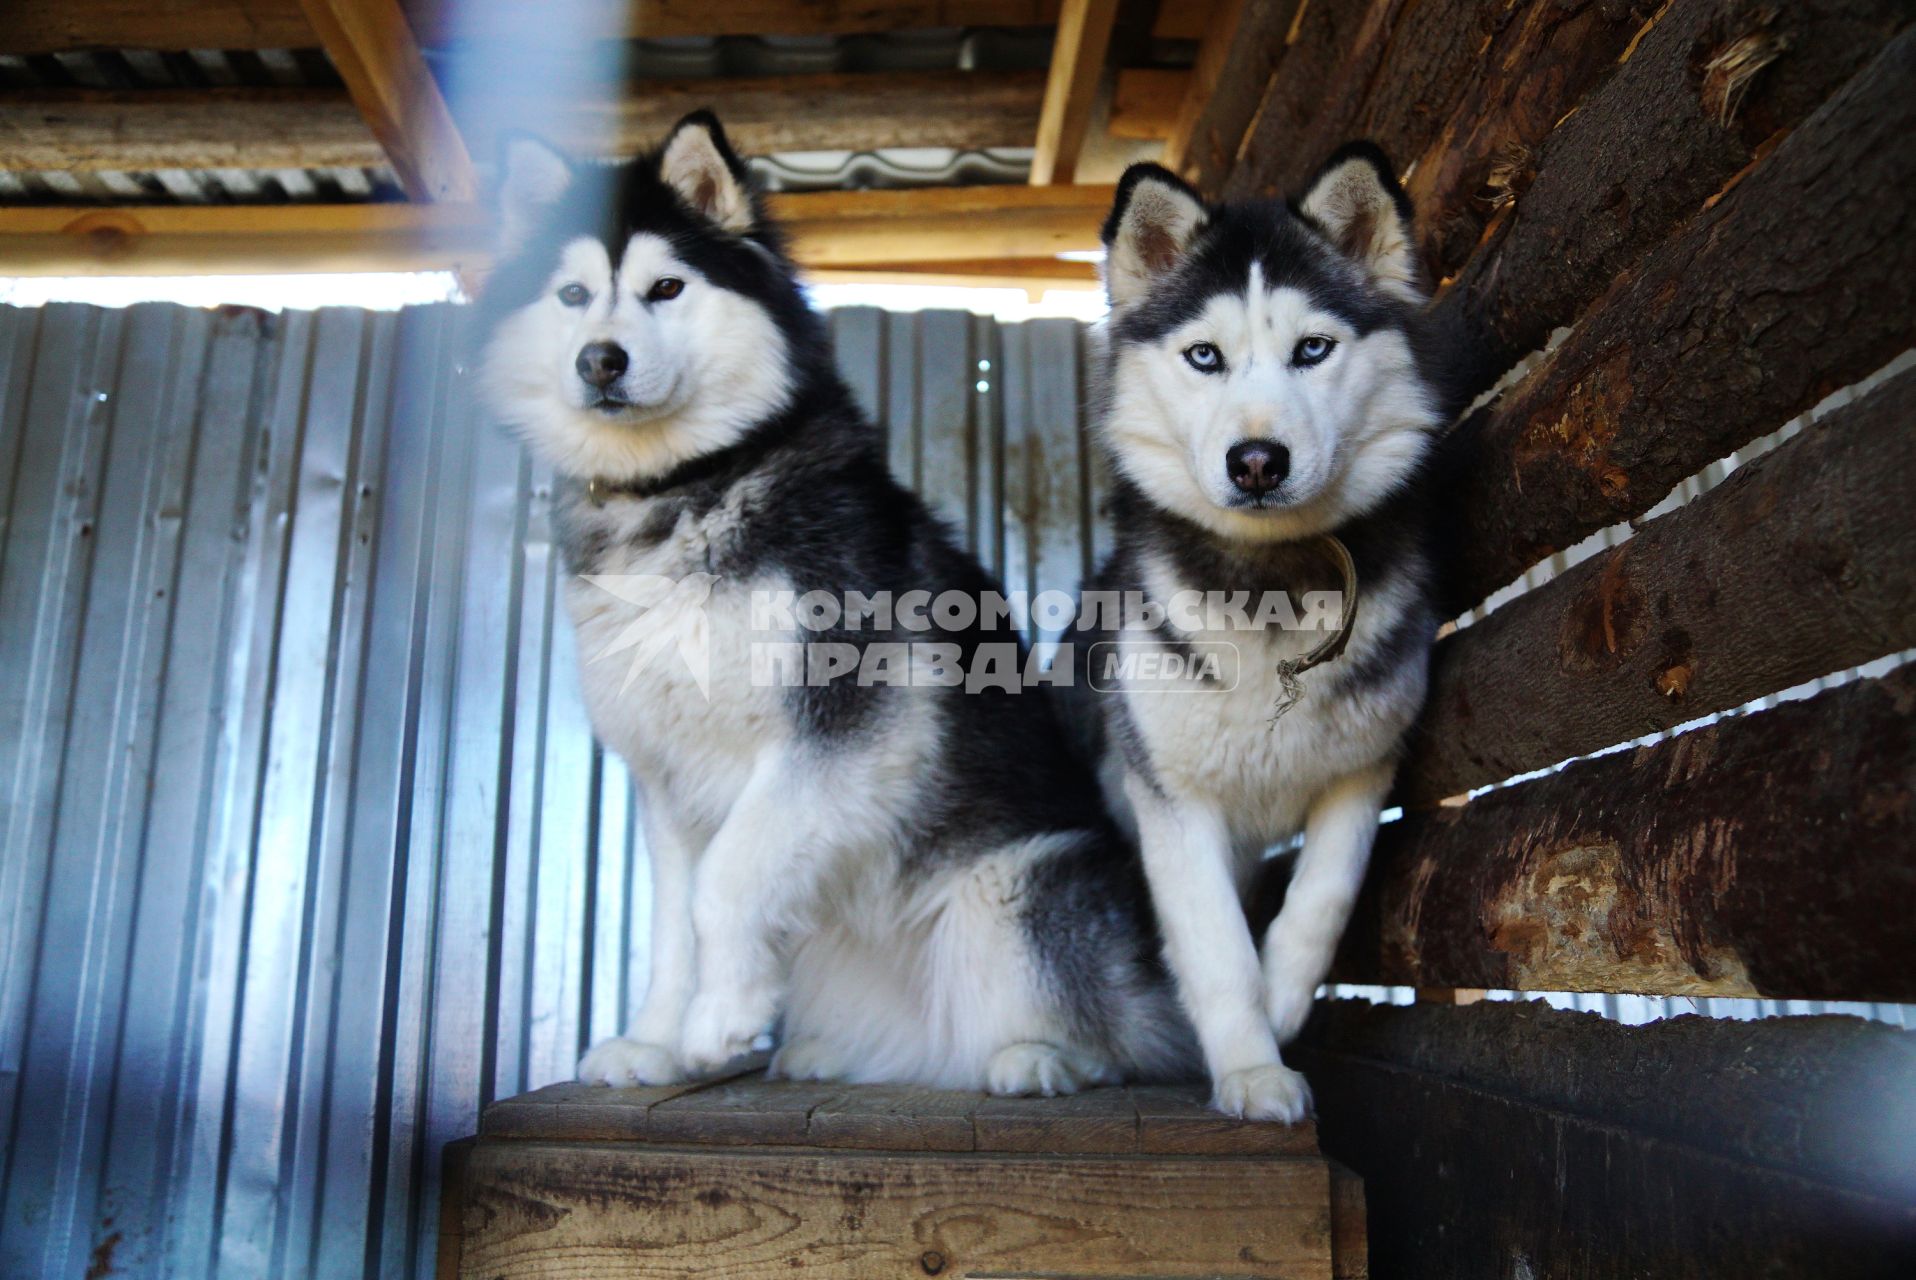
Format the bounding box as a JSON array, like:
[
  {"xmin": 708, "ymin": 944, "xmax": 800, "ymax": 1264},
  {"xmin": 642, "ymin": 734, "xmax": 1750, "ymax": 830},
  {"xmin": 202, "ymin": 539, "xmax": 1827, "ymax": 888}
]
[{"xmin": 1262, "ymin": 761, "xmax": 1393, "ymax": 1044}]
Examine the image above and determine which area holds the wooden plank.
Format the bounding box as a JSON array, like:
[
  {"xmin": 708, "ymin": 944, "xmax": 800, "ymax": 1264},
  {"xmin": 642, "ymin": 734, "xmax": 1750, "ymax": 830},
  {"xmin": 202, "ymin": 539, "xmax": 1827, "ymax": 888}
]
[
  {"xmin": 458, "ymin": 1142, "xmax": 1336, "ymax": 1278},
  {"xmin": 1129, "ymin": 1084, "xmax": 1321, "ymax": 1156},
  {"xmin": 1162, "ymin": 0, "xmax": 1300, "ymax": 192},
  {"xmin": 1029, "ymin": 0, "xmax": 1121, "ymax": 185},
  {"xmin": 463, "ymin": 69, "xmax": 1048, "ymax": 160},
  {"xmin": 1328, "ymin": 1162, "xmax": 1367, "ymax": 1280},
  {"xmin": 479, "ymin": 1080, "xmax": 715, "ymax": 1141},
  {"xmin": 0, "ymin": 88, "xmax": 380, "ymax": 173},
  {"xmin": 0, "ymin": 186, "xmax": 1113, "ymax": 276},
  {"xmin": 1402, "ymin": 369, "xmax": 1916, "ymax": 808},
  {"xmin": 1299, "ymin": 1001, "xmax": 1916, "ymax": 1279},
  {"xmin": 296, "ymin": 0, "xmax": 476, "ymax": 202},
  {"xmin": 1151, "ymin": 0, "xmax": 1217, "ymax": 42},
  {"xmin": 972, "ymin": 1085, "xmax": 1139, "ymax": 1153},
  {"xmin": 406, "ymin": 0, "xmax": 1065, "ymax": 44},
  {"xmin": 1439, "ymin": 27, "xmax": 1916, "ymax": 613},
  {"xmin": 1106, "ymin": 68, "xmax": 1189, "ymax": 140},
  {"xmin": 643, "ymin": 1075, "xmax": 847, "ymax": 1146},
  {"xmin": 803, "ymin": 1086, "xmax": 982, "ymax": 1152},
  {"xmin": 1435, "ymin": 0, "xmax": 1912, "ymax": 398},
  {"xmin": 436, "ymin": 1136, "xmax": 474, "ymax": 1280},
  {"xmin": 1, "ymin": 0, "xmax": 314, "ymax": 54},
  {"xmin": 1338, "ymin": 668, "xmax": 1916, "ymax": 999}
]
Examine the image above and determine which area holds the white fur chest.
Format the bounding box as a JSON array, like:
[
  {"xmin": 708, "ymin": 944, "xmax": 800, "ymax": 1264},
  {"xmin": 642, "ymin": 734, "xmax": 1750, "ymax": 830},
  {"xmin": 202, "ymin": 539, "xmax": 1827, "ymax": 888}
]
[
  {"xmin": 561, "ymin": 492, "xmax": 792, "ymax": 836},
  {"xmin": 1115, "ymin": 556, "xmax": 1428, "ymax": 851}
]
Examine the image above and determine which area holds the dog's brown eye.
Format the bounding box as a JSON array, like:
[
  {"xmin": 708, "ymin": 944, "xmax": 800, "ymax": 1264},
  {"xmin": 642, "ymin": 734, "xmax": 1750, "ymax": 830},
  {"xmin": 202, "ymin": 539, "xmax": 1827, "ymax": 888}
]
[
  {"xmin": 648, "ymin": 277, "xmax": 685, "ymax": 302},
  {"xmin": 557, "ymin": 283, "xmax": 590, "ymax": 307}
]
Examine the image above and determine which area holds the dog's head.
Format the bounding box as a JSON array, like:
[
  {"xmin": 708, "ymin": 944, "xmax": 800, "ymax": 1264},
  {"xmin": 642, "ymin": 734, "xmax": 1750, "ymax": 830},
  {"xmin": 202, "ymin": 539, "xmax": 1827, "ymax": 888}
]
[
  {"xmin": 1098, "ymin": 145, "xmax": 1444, "ymax": 541},
  {"xmin": 476, "ymin": 112, "xmax": 821, "ymax": 481}
]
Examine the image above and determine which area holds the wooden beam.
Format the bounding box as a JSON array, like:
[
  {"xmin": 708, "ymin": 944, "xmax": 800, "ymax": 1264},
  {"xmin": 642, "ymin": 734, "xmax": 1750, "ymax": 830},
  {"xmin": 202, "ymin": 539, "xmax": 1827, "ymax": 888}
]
[
  {"xmin": 1440, "ymin": 30, "xmax": 1916, "ymax": 613},
  {"xmin": 1160, "ymin": 0, "xmax": 1269, "ymax": 186},
  {"xmin": 465, "ymin": 69, "xmax": 1048, "ymax": 160},
  {"xmin": 0, "ymin": 89, "xmax": 381, "ymax": 173},
  {"xmin": 1029, "ymin": 0, "xmax": 1121, "ymax": 185},
  {"xmin": 1336, "ymin": 669, "xmax": 1916, "ymax": 1000},
  {"xmin": 1150, "ymin": 0, "xmax": 1217, "ymax": 42},
  {"xmin": 0, "ymin": 71, "xmax": 1045, "ymax": 175},
  {"xmin": 1300, "ymin": 1002, "xmax": 1916, "ymax": 1277},
  {"xmin": 807, "ymin": 258, "xmax": 1100, "ymax": 294},
  {"xmin": 406, "ymin": 0, "xmax": 1065, "ymax": 43},
  {"xmin": 1, "ymin": 1, "xmax": 314, "ymax": 55},
  {"xmin": 0, "ymin": 186, "xmax": 1114, "ymax": 275},
  {"xmin": 1402, "ymin": 370, "xmax": 1916, "ymax": 809},
  {"xmin": 0, "ymin": 0, "xmax": 1068, "ymax": 54},
  {"xmin": 1433, "ymin": 0, "xmax": 1912, "ymax": 403},
  {"xmin": 296, "ymin": 0, "xmax": 475, "ymax": 202},
  {"xmin": 1107, "ymin": 69, "xmax": 1189, "ymax": 140}
]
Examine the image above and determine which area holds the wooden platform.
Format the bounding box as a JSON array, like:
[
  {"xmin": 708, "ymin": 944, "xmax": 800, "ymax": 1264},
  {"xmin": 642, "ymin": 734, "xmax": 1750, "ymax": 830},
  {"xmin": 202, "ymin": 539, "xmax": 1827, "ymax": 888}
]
[{"xmin": 442, "ymin": 1074, "xmax": 1365, "ymax": 1278}]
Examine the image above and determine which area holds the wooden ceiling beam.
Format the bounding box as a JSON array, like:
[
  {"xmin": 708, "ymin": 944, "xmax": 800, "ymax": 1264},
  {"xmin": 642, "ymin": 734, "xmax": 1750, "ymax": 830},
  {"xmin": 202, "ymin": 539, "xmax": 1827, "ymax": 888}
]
[
  {"xmin": 0, "ymin": 71, "xmax": 1047, "ymax": 175},
  {"xmin": 1, "ymin": 1, "xmax": 315, "ymax": 56},
  {"xmin": 1107, "ymin": 68, "xmax": 1189, "ymax": 140},
  {"xmin": 294, "ymin": 0, "xmax": 475, "ymax": 202},
  {"xmin": 0, "ymin": 186, "xmax": 1114, "ymax": 276},
  {"xmin": 1161, "ymin": 0, "xmax": 1296, "ymax": 189},
  {"xmin": 406, "ymin": 1, "xmax": 1066, "ymax": 43},
  {"xmin": 0, "ymin": 0, "xmax": 1068, "ymax": 55},
  {"xmin": 1029, "ymin": 0, "xmax": 1121, "ymax": 185}
]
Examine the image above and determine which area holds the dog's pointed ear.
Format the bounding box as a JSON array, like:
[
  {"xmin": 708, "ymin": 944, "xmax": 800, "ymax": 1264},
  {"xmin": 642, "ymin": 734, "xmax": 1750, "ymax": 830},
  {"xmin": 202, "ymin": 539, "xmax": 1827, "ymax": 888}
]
[
  {"xmin": 498, "ymin": 134, "xmax": 573, "ymax": 253},
  {"xmin": 1102, "ymin": 163, "xmax": 1208, "ymax": 307},
  {"xmin": 1298, "ymin": 143, "xmax": 1422, "ymax": 302},
  {"xmin": 659, "ymin": 111, "xmax": 755, "ymax": 234}
]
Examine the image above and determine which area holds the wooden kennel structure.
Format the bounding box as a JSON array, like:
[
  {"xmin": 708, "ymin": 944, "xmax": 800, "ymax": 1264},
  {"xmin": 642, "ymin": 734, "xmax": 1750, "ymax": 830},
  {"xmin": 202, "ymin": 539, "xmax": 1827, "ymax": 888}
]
[{"xmin": 3, "ymin": 2, "xmax": 1913, "ymax": 1277}]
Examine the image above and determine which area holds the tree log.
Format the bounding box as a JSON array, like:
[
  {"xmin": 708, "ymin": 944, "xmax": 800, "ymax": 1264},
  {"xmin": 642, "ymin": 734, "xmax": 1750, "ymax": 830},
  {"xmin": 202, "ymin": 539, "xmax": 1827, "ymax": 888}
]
[
  {"xmin": 1164, "ymin": 0, "xmax": 1296, "ymax": 193},
  {"xmin": 1298, "ymin": 1001, "xmax": 1916, "ymax": 1280},
  {"xmin": 1439, "ymin": 28, "xmax": 1916, "ymax": 612},
  {"xmin": 1435, "ymin": 0, "xmax": 1913, "ymax": 397},
  {"xmin": 1400, "ymin": 368, "xmax": 1916, "ymax": 807},
  {"xmin": 0, "ymin": 89, "xmax": 380, "ymax": 173},
  {"xmin": 1337, "ymin": 667, "xmax": 1916, "ymax": 999}
]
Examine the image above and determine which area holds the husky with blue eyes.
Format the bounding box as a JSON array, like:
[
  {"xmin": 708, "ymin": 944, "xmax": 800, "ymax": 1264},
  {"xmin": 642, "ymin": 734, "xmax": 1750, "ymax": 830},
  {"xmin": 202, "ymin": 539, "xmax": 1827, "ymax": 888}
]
[
  {"xmin": 1071, "ymin": 147, "xmax": 1451, "ymax": 1120},
  {"xmin": 474, "ymin": 112, "xmax": 1195, "ymax": 1096}
]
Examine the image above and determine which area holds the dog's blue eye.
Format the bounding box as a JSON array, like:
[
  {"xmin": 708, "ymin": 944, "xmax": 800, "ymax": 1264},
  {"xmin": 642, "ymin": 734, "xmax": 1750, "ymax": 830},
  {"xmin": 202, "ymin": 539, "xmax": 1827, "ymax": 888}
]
[
  {"xmin": 1293, "ymin": 335, "xmax": 1336, "ymax": 366},
  {"xmin": 1183, "ymin": 342, "xmax": 1224, "ymax": 373},
  {"xmin": 647, "ymin": 277, "xmax": 685, "ymax": 303},
  {"xmin": 558, "ymin": 283, "xmax": 590, "ymax": 307}
]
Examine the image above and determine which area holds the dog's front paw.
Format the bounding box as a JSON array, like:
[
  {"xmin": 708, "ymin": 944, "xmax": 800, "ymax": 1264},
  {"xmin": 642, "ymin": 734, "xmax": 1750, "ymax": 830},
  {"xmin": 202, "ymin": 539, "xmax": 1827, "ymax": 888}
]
[
  {"xmin": 985, "ymin": 1042, "xmax": 1115, "ymax": 1097},
  {"xmin": 680, "ymin": 986, "xmax": 778, "ymax": 1075},
  {"xmin": 578, "ymin": 1037, "xmax": 683, "ymax": 1086},
  {"xmin": 769, "ymin": 1036, "xmax": 852, "ymax": 1082},
  {"xmin": 1213, "ymin": 1063, "xmax": 1312, "ymax": 1123}
]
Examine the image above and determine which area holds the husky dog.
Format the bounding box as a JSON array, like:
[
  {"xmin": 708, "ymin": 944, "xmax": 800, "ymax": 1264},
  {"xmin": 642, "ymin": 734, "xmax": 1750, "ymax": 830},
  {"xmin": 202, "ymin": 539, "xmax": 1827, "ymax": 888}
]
[
  {"xmin": 1073, "ymin": 147, "xmax": 1448, "ymax": 1120},
  {"xmin": 474, "ymin": 112, "xmax": 1192, "ymax": 1094}
]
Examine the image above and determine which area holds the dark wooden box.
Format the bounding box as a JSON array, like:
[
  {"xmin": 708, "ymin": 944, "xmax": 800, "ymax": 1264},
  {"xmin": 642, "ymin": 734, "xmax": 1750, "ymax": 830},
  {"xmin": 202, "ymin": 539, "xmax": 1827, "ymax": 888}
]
[{"xmin": 442, "ymin": 1074, "xmax": 1365, "ymax": 1278}]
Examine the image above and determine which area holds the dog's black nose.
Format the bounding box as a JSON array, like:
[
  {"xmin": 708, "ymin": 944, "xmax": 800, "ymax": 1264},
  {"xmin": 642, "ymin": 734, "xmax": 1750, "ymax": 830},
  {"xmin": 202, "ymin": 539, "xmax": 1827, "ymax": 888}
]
[
  {"xmin": 575, "ymin": 342, "xmax": 629, "ymax": 389},
  {"xmin": 1226, "ymin": 440, "xmax": 1289, "ymax": 495}
]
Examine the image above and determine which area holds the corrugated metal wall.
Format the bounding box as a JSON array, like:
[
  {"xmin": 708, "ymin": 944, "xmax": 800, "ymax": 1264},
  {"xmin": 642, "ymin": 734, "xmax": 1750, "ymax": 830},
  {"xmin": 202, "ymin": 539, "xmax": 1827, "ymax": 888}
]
[{"xmin": 0, "ymin": 301, "xmax": 1103, "ymax": 1279}]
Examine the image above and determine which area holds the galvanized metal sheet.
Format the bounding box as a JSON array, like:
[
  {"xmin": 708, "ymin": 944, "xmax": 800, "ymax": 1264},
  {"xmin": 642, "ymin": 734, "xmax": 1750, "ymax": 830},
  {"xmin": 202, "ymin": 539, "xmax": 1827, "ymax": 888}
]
[{"xmin": 0, "ymin": 301, "xmax": 1098, "ymax": 1278}]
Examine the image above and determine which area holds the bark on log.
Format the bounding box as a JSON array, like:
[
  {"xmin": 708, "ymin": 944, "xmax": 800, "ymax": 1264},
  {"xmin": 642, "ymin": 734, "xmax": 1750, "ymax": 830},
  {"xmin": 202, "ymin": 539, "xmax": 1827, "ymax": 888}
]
[
  {"xmin": 1439, "ymin": 27, "xmax": 1916, "ymax": 612},
  {"xmin": 1224, "ymin": 0, "xmax": 1627, "ymax": 208},
  {"xmin": 1336, "ymin": 667, "xmax": 1916, "ymax": 999},
  {"xmin": 1435, "ymin": 0, "xmax": 1913, "ymax": 398},
  {"xmin": 1400, "ymin": 368, "xmax": 1916, "ymax": 807},
  {"xmin": 1298, "ymin": 1001, "xmax": 1916, "ymax": 1280},
  {"xmin": 1169, "ymin": 0, "xmax": 1299, "ymax": 194}
]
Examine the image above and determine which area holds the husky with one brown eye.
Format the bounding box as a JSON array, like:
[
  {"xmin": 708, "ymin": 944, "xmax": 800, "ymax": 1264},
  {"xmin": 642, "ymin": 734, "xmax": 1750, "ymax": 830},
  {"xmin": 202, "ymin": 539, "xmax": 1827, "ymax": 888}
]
[{"xmin": 1067, "ymin": 145, "xmax": 1454, "ymax": 1121}]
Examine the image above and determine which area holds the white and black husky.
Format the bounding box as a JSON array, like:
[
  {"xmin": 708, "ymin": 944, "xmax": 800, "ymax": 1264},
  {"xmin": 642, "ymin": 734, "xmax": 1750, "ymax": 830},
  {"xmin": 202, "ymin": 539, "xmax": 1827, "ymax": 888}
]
[
  {"xmin": 474, "ymin": 112, "xmax": 1192, "ymax": 1094},
  {"xmin": 1071, "ymin": 148, "xmax": 1451, "ymax": 1120}
]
